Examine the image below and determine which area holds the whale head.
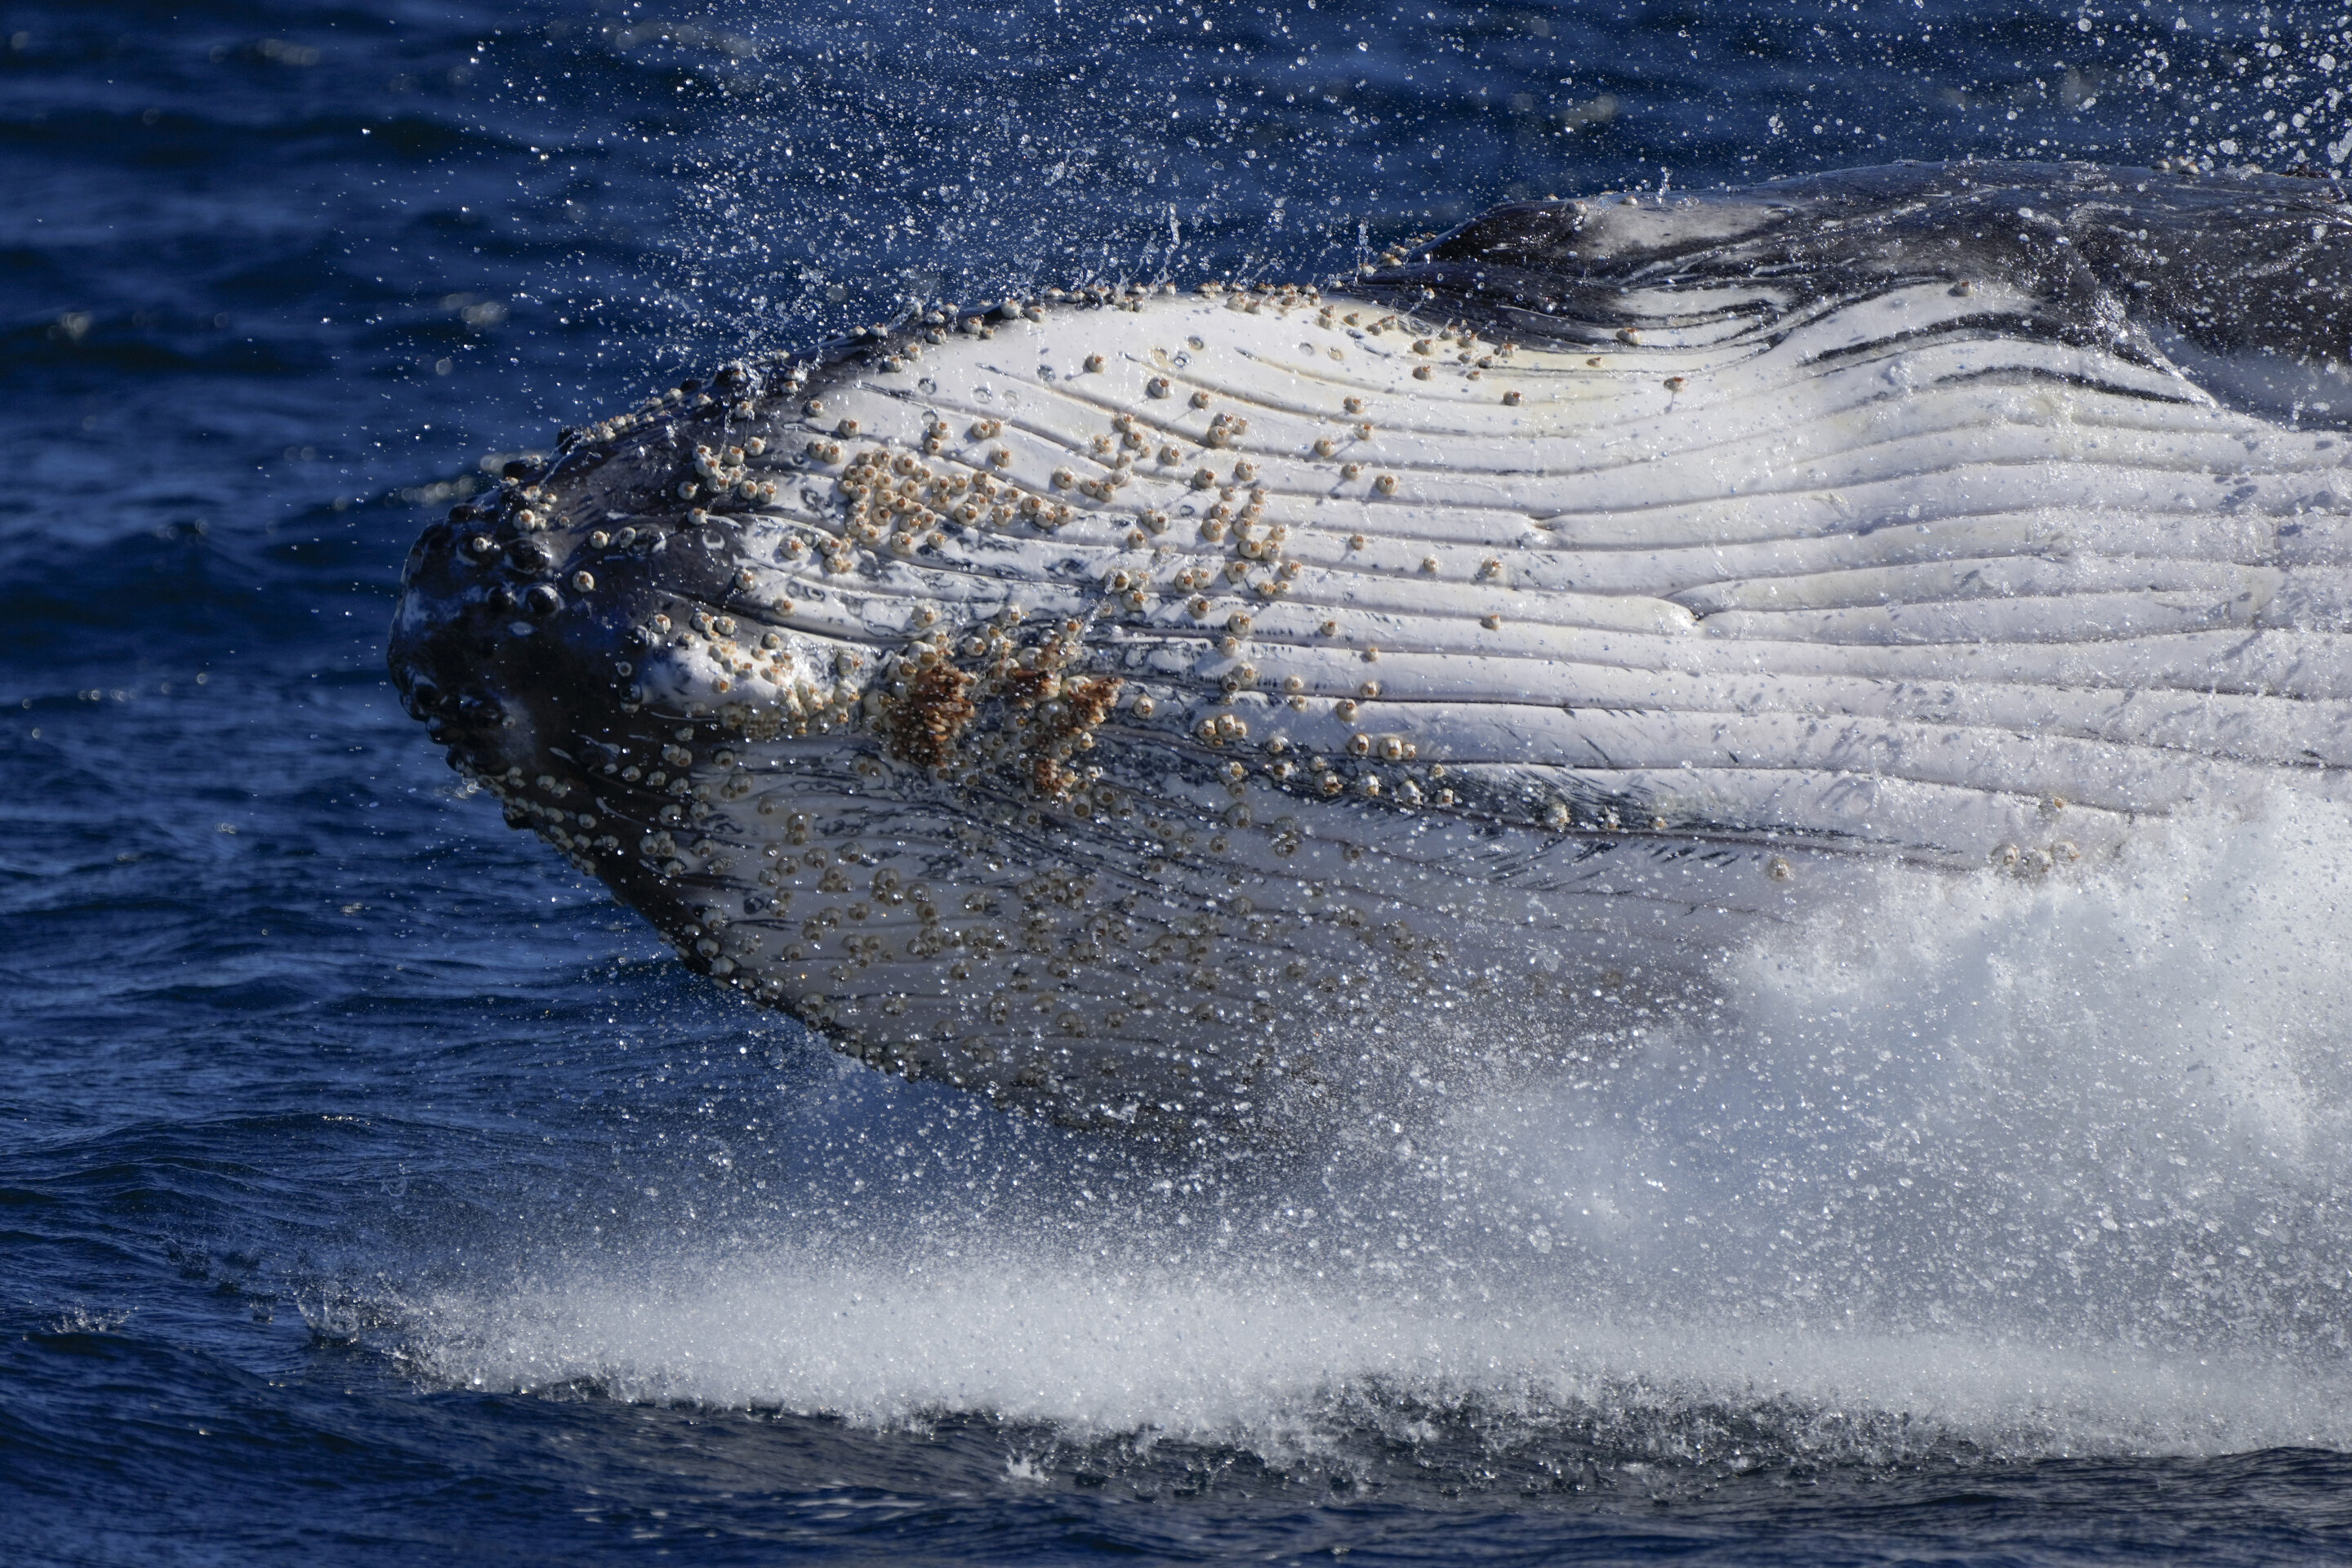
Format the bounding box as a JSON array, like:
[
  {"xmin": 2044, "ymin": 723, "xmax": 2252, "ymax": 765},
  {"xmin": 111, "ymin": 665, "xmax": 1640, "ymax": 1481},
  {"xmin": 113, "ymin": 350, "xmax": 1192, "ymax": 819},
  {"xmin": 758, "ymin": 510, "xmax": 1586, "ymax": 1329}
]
[{"xmin": 391, "ymin": 164, "xmax": 2352, "ymax": 1137}]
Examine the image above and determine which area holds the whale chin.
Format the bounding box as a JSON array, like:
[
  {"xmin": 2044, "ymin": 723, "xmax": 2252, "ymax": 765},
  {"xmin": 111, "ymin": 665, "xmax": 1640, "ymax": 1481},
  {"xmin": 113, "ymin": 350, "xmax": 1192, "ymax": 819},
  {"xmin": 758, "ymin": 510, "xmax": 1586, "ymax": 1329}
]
[{"xmin": 391, "ymin": 160, "xmax": 2352, "ymax": 1138}]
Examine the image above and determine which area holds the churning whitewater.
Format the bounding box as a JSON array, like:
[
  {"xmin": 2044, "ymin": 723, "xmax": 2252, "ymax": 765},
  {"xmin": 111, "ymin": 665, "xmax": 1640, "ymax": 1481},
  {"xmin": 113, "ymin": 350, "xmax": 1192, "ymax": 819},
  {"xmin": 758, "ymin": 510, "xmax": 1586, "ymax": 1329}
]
[{"xmin": 390, "ymin": 160, "xmax": 2352, "ymax": 1137}]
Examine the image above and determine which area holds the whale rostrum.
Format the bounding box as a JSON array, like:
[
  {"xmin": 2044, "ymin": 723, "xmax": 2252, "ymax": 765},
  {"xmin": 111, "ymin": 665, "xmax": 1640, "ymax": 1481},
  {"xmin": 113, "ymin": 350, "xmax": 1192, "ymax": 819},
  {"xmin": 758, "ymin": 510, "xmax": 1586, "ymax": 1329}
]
[{"xmin": 390, "ymin": 161, "xmax": 2352, "ymax": 1137}]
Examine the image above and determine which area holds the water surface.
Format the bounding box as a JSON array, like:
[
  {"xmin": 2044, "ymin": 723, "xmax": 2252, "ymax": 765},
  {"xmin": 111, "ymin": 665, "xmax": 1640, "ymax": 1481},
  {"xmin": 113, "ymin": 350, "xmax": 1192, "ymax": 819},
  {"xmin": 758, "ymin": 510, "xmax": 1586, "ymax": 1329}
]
[{"xmin": 7, "ymin": 2, "xmax": 2352, "ymax": 1561}]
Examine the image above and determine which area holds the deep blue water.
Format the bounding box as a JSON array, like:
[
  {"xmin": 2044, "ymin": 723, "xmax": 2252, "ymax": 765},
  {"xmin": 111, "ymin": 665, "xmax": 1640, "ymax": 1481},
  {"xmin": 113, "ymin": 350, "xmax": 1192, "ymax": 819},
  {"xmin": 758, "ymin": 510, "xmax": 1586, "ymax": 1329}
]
[{"xmin": 9, "ymin": 2, "xmax": 2352, "ymax": 1561}]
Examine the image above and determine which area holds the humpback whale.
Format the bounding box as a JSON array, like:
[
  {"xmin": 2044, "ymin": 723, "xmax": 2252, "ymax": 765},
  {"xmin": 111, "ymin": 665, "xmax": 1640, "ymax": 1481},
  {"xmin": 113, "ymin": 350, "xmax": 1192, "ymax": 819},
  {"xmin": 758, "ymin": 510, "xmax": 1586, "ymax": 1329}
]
[{"xmin": 390, "ymin": 161, "xmax": 2352, "ymax": 1136}]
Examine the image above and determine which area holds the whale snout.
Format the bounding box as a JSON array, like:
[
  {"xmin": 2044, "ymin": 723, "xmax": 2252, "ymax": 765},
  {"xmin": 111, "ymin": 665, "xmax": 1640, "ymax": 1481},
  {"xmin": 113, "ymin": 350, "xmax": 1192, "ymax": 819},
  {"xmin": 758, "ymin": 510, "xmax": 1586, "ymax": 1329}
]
[
  {"xmin": 387, "ymin": 500, "xmax": 612, "ymax": 795},
  {"xmin": 386, "ymin": 439, "xmax": 906, "ymax": 937}
]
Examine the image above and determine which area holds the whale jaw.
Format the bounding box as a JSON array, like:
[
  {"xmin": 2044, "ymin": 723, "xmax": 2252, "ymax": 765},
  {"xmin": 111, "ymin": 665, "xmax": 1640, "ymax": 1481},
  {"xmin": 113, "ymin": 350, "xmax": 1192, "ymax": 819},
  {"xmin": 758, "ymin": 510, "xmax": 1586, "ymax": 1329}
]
[{"xmin": 391, "ymin": 163, "xmax": 2352, "ymax": 1135}]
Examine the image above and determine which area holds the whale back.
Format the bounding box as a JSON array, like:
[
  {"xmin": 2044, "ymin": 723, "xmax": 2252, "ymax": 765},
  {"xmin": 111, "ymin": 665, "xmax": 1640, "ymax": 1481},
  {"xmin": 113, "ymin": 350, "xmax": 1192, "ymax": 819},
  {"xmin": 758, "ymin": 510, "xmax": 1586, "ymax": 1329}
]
[
  {"xmin": 1374, "ymin": 159, "xmax": 2352, "ymax": 417},
  {"xmin": 390, "ymin": 162, "xmax": 2352, "ymax": 1137}
]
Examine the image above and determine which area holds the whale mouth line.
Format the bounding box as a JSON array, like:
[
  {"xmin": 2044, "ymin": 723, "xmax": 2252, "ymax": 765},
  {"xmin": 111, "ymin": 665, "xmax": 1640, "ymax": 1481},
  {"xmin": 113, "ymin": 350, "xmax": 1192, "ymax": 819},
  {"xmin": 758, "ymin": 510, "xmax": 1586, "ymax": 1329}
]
[{"xmin": 389, "ymin": 159, "xmax": 2352, "ymax": 1137}]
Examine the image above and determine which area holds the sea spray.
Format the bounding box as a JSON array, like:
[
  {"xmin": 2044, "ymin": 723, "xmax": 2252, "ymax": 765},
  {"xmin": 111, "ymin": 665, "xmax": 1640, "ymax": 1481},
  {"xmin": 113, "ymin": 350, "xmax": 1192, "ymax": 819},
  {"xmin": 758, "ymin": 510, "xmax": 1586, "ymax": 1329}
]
[{"xmin": 385, "ymin": 794, "xmax": 2352, "ymax": 1468}]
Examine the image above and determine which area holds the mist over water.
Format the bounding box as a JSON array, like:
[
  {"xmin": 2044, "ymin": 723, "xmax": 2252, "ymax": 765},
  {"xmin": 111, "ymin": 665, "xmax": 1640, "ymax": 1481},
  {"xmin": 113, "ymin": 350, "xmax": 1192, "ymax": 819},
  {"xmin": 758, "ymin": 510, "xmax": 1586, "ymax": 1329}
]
[{"xmin": 531, "ymin": 2, "xmax": 2352, "ymax": 373}]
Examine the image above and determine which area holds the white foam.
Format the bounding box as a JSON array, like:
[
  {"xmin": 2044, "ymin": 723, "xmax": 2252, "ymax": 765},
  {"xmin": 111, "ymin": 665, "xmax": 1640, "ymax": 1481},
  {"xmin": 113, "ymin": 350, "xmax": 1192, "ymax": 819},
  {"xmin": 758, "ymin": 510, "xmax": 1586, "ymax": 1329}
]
[
  {"xmin": 398, "ymin": 1244, "xmax": 2352, "ymax": 1459},
  {"xmin": 390, "ymin": 791, "xmax": 2352, "ymax": 1463}
]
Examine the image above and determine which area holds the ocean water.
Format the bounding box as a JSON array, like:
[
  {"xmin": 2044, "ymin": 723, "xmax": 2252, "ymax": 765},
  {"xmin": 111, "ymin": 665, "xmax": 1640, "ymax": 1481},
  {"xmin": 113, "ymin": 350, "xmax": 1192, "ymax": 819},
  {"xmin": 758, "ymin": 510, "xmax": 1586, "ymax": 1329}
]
[{"xmin": 7, "ymin": 2, "xmax": 2352, "ymax": 1561}]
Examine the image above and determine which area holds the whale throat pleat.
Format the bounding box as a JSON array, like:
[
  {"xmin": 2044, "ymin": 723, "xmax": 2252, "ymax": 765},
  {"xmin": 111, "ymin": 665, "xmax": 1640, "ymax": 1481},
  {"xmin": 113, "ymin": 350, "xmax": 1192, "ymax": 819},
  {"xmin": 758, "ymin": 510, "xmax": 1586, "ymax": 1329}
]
[{"xmin": 389, "ymin": 163, "xmax": 2352, "ymax": 1134}]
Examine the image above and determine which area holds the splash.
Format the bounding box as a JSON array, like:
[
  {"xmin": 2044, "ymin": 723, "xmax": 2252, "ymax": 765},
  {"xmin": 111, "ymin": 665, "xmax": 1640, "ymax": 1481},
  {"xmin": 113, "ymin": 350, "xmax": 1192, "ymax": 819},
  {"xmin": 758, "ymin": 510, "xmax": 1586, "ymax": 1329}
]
[{"xmin": 388, "ymin": 791, "xmax": 2352, "ymax": 1468}]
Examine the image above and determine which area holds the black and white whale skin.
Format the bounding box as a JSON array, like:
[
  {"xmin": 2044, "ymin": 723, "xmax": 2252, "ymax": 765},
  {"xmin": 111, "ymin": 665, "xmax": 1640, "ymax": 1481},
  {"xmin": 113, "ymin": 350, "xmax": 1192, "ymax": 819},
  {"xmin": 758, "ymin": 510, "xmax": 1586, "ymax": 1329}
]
[{"xmin": 392, "ymin": 161, "xmax": 2352, "ymax": 1135}]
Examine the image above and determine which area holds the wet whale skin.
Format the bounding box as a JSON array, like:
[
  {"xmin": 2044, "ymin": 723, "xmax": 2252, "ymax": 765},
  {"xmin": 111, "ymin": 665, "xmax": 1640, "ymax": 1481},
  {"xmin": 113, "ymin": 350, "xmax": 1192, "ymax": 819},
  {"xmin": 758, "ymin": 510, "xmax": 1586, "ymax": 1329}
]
[{"xmin": 390, "ymin": 161, "xmax": 2352, "ymax": 1136}]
